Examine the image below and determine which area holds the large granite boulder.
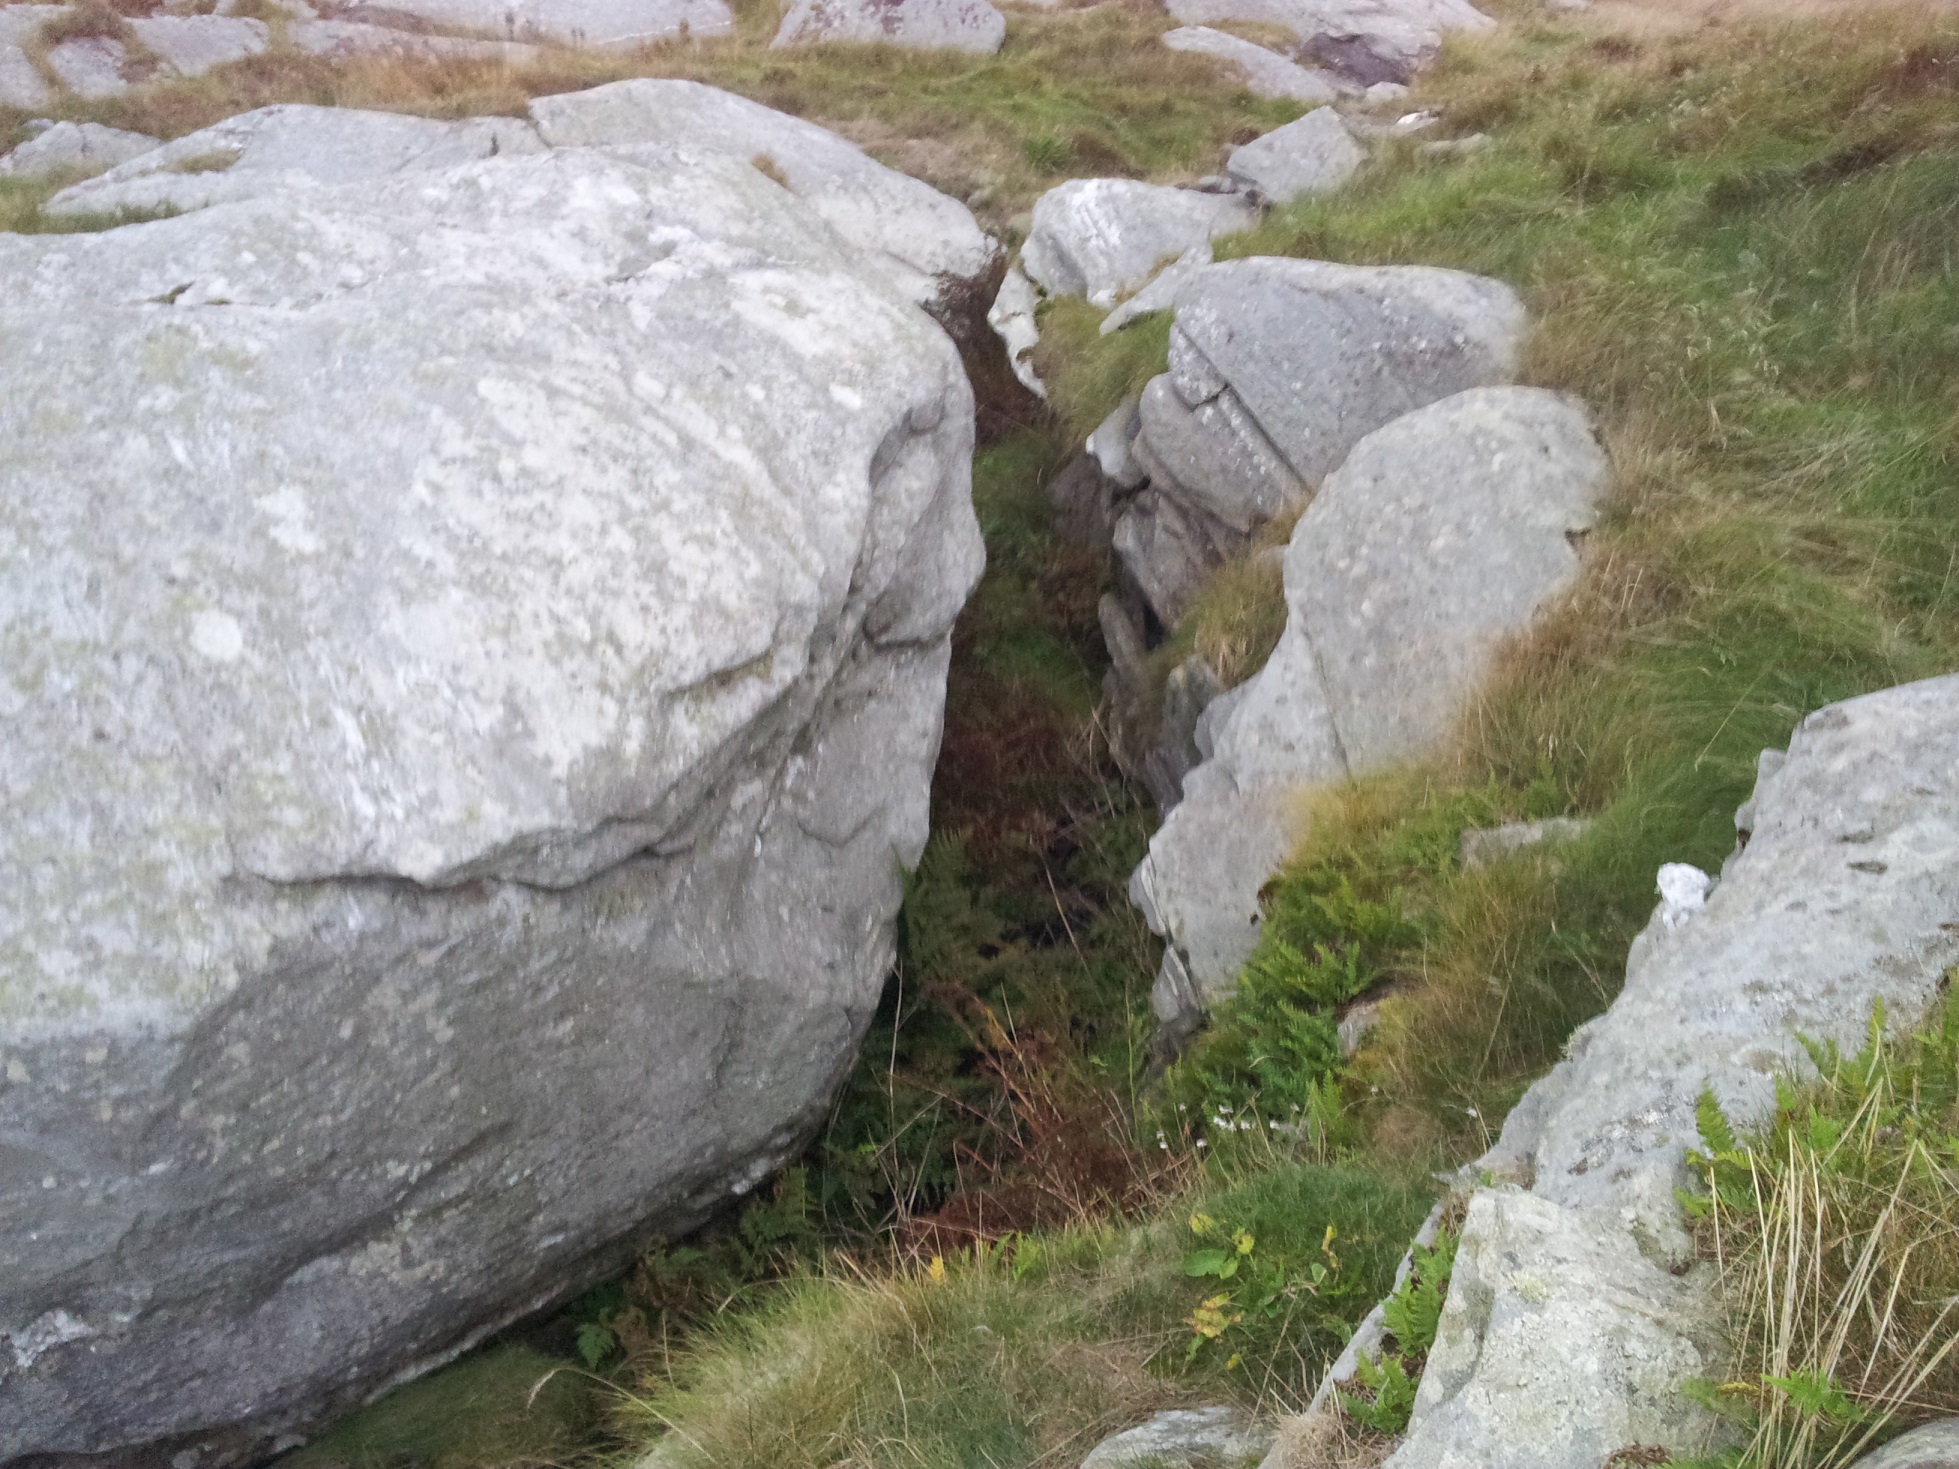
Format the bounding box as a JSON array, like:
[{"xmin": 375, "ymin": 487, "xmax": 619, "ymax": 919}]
[
  {"xmin": 1375, "ymin": 674, "xmax": 1959, "ymax": 1468},
  {"xmin": 1131, "ymin": 387, "xmax": 1606, "ymax": 1022},
  {"xmin": 528, "ymin": 79, "xmax": 1001, "ymax": 313},
  {"xmin": 1114, "ymin": 256, "xmax": 1525, "ymax": 625},
  {"xmin": 772, "ymin": 0, "xmax": 1006, "ymax": 54},
  {"xmin": 0, "ymin": 131, "xmax": 981, "ymax": 1468},
  {"xmin": 1020, "ymin": 178, "xmax": 1257, "ymax": 308},
  {"xmin": 0, "ymin": 120, "xmax": 159, "ymax": 181},
  {"xmin": 1160, "ymin": 26, "xmax": 1347, "ymax": 103}
]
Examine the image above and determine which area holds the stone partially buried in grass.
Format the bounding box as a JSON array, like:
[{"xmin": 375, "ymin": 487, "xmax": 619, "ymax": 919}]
[
  {"xmin": 772, "ymin": 0, "xmax": 1005, "ymax": 52},
  {"xmin": 1225, "ymin": 105, "xmax": 1364, "ymax": 204},
  {"xmin": 1020, "ymin": 177, "xmax": 1257, "ymax": 307},
  {"xmin": 337, "ymin": 0, "xmax": 731, "ymax": 47},
  {"xmin": 1160, "ymin": 25, "xmax": 1349, "ymax": 103},
  {"xmin": 0, "ymin": 119, "xmax": 159, "ymax": 180},
  {"xmin": 0, "ymin": 5, "xmax": 62, "ymax": 110},
  {"xmin": 1080, "ymin": 1406, "xmax": 1274, "ymax": 1468}
]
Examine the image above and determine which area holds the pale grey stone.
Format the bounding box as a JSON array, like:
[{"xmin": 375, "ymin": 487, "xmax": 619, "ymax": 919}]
[
  {"xmin": 46, "ymin": 104, "xmax": 544, "ymax": 219},
  {"xmin": 1087, "ymin": 393, "xmax": 1145, "ymax": 490},
  {"xmin": 1848, "ymin": 1421, "xmax": 1959, "ymax": 1469},
  {"xmin": 286, "ymin": 18, "xmax": 541, "ymax": 59},
  {"xmin": 1459, "ymin": 816, "xmax": 1589, "ymax": 869},
  {"xmin": 773, "ymin": 0, "xmax": 1005, "ymax": 53},
  {"xmin": 338, "ymin": 0, "xmax": 731, "ymax": 46},
  {"xmin": 1114, "ymin": 442, "xmax": 1250, "ymax": 626},
  {"xmin": 1082, "ymin": 1407, "xmax": 1273, "ymax": 1469},
  {"xmin": 128, "ymin": 13, "xmax": 266, "ymax": 74},
  {"xmin": 530, "ymin": 80, "xmax": 1000, "ymax": 312},
  {"xmin": 0, "ymin": 6, "xmax": 61, "ymax": 110},
  {"xmin": 1160, "ymin": 25, "xmax": 1347, "ymax": 102},
  {"xmin": 1142, "ymin": 654, "xmax": 1227, "ymax": 811},
  {"xmin": 1387, "ymin": 1190, "xmax": 1728, "ymax": 1469},
  {"xmin": 1100, "ymin": 241, "xmax": 1211, "ymax": 336},
  {"xmin": 1225, "ymin": 106, "xmax": 1364, "ymax": 204},
  {"xmin": 0, "ymin": 120, "xmax": 158, "ymax": 181},
  {"xmin": 45, "ymin": 36, "xmax": 125, "ymax": 98},
  {"xmin": 1164, "ymin": 0, "xmax": 1491, "ymax": 83},
  {"xmin": 1417, "ymin": 131, "xmax": 1492, "ymax": 158},
  {"xmin": 1132, "ymin": 388, "xmax": 1606, "ymax": 1009},
  {"xmin": 1376, "ymin": 673, "xmax": 1959, "ymax": 1469},
  {"xmin": 1020, "ymin": 178, "xmax": 1256, "ymax": 308},
  {"xmin": 0, "ymin": 143, "xmax": 980, "ymax": 1469},
  {"xmin": 988, "ymin": 264, "xmax": 1046, "ymax": 397},
  {"xmin": 1364, "ymin": 79, "xmax": 1407, "ymax": 101}
]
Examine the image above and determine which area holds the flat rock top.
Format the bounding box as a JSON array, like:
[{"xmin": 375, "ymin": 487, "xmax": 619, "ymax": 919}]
[
  {"xmin": 772, "ymin": 0, "xmax": 1007, "ymax": 52},
  {"xmin": 0, "ymin": 141, "xmax": 974, "ymax": 1039}
]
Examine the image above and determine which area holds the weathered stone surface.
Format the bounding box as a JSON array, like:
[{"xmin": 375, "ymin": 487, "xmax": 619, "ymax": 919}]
[
  {"xmin": 287, "ymin": 18, "xmax": 541, "ymax": 59},
  {"xmin": 1459, "ymin": 816, "xmax": 1589, "ymax": 870},
  {"xmin": 45, "ymin": 36, "xmax": 125, "ymax": 98},
  {"xmin": 1020, "ymin": 178, "xmax": 1256, "ymax": 308},
  {"xmin": 338, "ymin": 0, "xmax": 731, "ymax": 46},
  {"xmin": 1082, "ymin": 1407, "xmax": 1273, "ymax": 1469},
  {"xmin": 1087, "ymin": 393, "xmax": 1146, "ymax": 490},
  {"xmin": 1099, "ymin": 240, "xmax": 1210, "ymax": 336},
  {"xmin": 988, "ymin": 263, "xmax": 1046, "ymax": 397},
  {"xmin": 773, "ymin": 0, "xmax": 1005, "ymax": 53},
  {"xmin": 530, "ymin": 79, "xmax": 999, "ymax": 312},
  {"xmin": 1132, "ymin": 388, "xmax": 1605, "ymax": 1014},
  {"xmin": 0, "ymin": 6, "xmax": 60, "ymax": 110},
  {"xmin": 1374, "ymin": 673, "xmax": 1959, "ymax": 1469},
  {"xmin": 1849, "ymin": 1421, "xmax": 1959, "ymax": 1469},
  {"xmin": 1165, "ymin": 0, "xmax": 1493, "ymax": 84},
  {"xmin": 1225, "ymin": 105, "xmax": 1363, "ymax": 204},
  {"xmin": 0, "ymin": 120, "xmax": 158, "ymax": 180},
  {"xmin": 47, "ymin": 104, "xmax": 545, "ymax": 218},
  {"xmin": 128, "ymin": 13, "xmax": 267, "ymax": 74},
  {"xmin": 1161, "ymin": 25, "xmax": 1346, "ymax": 102},
  {"xmin": 0, "ymin": 141, "xmax": 980, "ymax": 1468}
]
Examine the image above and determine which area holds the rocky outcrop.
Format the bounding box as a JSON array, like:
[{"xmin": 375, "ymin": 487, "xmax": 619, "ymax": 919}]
[
  {"xmin": 1131, "ymin": 387, "xmax": 1606, "ymax": 1024},
  {"xmin": 772, "ymin": 0, "xmax": 1006, "ymax": 53},
  {"xmin": 1110, "ymin": 256, "xmax": 1527, "ymax": 626},
  {"xmin": 0, "ymin": 104, "xmax": 982, "ymax": 1469},
  {"xmin": 1224, "ymin": 106, "xmax": 1363, "ymax": 204},
  {"xmin": 0, "ymin": 120, "xmax": 159, "ymax": 180},
  {"xmin": 1160, "ymin": 25, "xmax": 1348, "ymax": 102},
  {"xmin": 1365, "ymin": 674, "xmax": 1959, "ymax": 1468},
  {"xmin": 1020, "ymin": 178, "xmax": 1257, "ymax": 308}
]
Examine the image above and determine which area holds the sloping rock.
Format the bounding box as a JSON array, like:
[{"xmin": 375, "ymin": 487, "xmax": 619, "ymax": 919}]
[
  {"xmin": 1849, "ymin": 1421, "xmax": 1959, "ymax": 1469},
  {"xmin": 287, "ymin": 18, "xmax": 541, "ymax": 59},
  {"xmin": 46, "ymin": 105, "xmax": 546, "ymax": 218},
  {"xmin": 1112, "ymin": 256, "xmax": 1524, "ymax": 625},
  {"xmin": 1225, "ymin": 106, "xmax": 1364, "ymax": 204},
  {"xmin": 0, "ymin": 142, "xmax": 980, "ymax": 1468},
  {"xmin": 337, "ymin": 0, "xmax": 731, "ymax": 46},
  {"xmin": 1020, "ymin": 178, "xmax": 1256, "ymax": 308},
  {"xmin": 1083, "ymin": 1407, "xmax": 1273, "ymax": 1468},
  {"xmin": 1378, "ymin": 673, "xmax": 1959, "ymax": 1468},
  {"xmin": 44, "ymin": 35, "xmax": 125, "ymax": 98},
  {"xmin": 529, "ymin": 79, "xmax": 1000, "ymax": 312},
  {"xmin": 127, "ymin": 13, "xmax": 267, "ymax": 74},
  {"xmin": 0, "ymin": 6, "xmax": 60, "ymax": 110},
  {"xmin": 1131, "ymin": 387, "xmax": 1605, "ymax": 1017},
  {"xmin": 772, "ymin": 0, "xmax": 1005, "ymax": 53},
  {"xmin": 1165, "ymin": 0, "xmax": 1492, "ymax": 84},
  {"xmin": 1161, "ymin": 25, "xmax": 1347, "ymax": 102},
  {"xmin": 987, "ymin": 264, "xmax": 1046, "ymax": 396},
  {"xmin": 0, "ymin": 120, "xmax": 158, "ymax": 180}
]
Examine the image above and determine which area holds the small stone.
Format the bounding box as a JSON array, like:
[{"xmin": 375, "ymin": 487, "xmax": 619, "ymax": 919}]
[
  {"xmin": 1225, "ymin": 105, "xmax": 1365, "ymax": 204},
  {"xmin": 1080, "ymin": 1407, "xmax": 1273, "ymax": 1469},
  {"xmin": 1459, "ymin": 817, "xmax": 1589, "ymax": 870},
  {"xmin": 0, "ymin": 120, "xmax": 159, "ymax": 181},
  {"xmin": 1161, "ymin": 24, "xmax": 1349, "ymax": 103}
]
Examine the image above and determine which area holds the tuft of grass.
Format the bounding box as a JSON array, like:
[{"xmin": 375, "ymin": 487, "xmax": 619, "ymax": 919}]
[{"xmin": 1682, "ymin": 991, "xmax": 1959, "ymax": 1469}]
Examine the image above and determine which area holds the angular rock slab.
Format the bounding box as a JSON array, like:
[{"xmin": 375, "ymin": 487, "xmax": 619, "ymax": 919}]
[
  {"xmin": 772, "ymin": 0, "xmax": 1006, "ymax": 53},
  {"xmin": 1020, "ymin": 177, "xmax": 1256, "ymax": 308},
  {"xmin": 0, "ymin": 120, "xmax": 158, "ymax": 180},
  {"xmin": 529, "ymin": 79, "xmax": 1000, "ymax": 312},
  {"xmin": 1849, "ymin": 1421, "xmax": 1959, "ymax": 1469},
  {"xmin": 286, "ymin": 18, "xmax": 541, "ymax": 59},
  {"xmin": 127, "ymin": 13, "xmax": 268, "ymax": 75},
  {"xmin": 0, "ymin": 5, "xmax": 62, "ymax": 110},
  {"xmin": 1161, "ymin": 25, "xmax": 1346, "ymax": 102},
  {"xmin": 0, "ymin": 144, "xmax": 981, "ymax": 1466},
  {"xmin": 1380, "ymin": 673, "xmax": 1959, "ymax": 1469},
  {"xmin": 45, "ymin": 35, "xmax": 125, "ymax": 97},
  {"xmin": 1131, "ymin": 388, "xmax": 1605, "ymax": 1014},
  {"xmin": 1226, "ymin": 105, "xmax": 1363, "ymax": 204},
  {"xmin": 338, "ymin": 0, "xmax": 731, "ymax": 46},
  {"xmin": 47, "ymin": 104, "xmax": 545, "ymax": 219},
  {"xmin": 1082, "ymin": 1407, "xmax": 1273, "ymax": 1468},
  {"xmin": 1166, "ymin": 0, "xmax": 1492, "ymax": 83}
]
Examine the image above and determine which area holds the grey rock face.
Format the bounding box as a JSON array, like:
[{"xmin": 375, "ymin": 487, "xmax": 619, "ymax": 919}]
[
  {"xmin": 1020, "ymin": 178, "xmax": 1257, "ymax": 308},
  {"xmin": 1459, "ymin": 816, "xmax": 1589, "ymax": 869},
  {"xmin": 1165, "ymin": 0, "xmax": 1492, "ymax": 84},
  {"xmin": 46, "ymin": 104, "xmax": 545, "ymax": 219},
  {"xmin": 1160, "ymin": 25, "xmax": 1347, "ymax": 102},
  {"xmin": 1225, "ymin": 106, "xmax": 1364, "ymax": 204},
  {"xmin": 0, "ymin": 7, "xmax": 60, "ymax": 110},
  {"xmin": 339, "ymin": 0, "xmax": 732, "ymax": 45},
  {"xmin": 45, "ymin": 35, "xmax": 125, "ymax": 97},
  {"xmin": 1082, "ymin": 1407, "xmax": 1273, "ymax": 1469},
  {"xmin": 0, "ymin": 120, "xmax": 158, "ymax": 180},
  {"xmin": 0, "ymin": 140, "xmax": 980, "ymax": 1469},
  {"xmin": 127, "ymin": 13, "xmax": 268, "ymax": 75},
  {"xmin": 1849, "ymin": 1421, "xmax": 1959, "ymax": 1469},
  {"xmin": 1131, "ymin": 388, "xmax": 1606, "ymax": 1014},
  {"xmin": 286, "ymin": 18, "xmax": 541, "ymax": 59},
  {"xmin": 1112, "ymin": 256, "xmax": 1525, "ymax": 627},
  {"xmin": 1380, "ymin": 673, "xmax": 1959, "ymax": 1469},
  {"xmin": 772, "ymin": 0, "xmax": 1006, "ymax": 53},
  {"xmin": 530, "ymin": 79, "xmax": 1000, "ymax": 313}
]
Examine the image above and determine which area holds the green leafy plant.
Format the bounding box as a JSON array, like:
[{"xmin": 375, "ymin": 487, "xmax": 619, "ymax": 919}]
[{"xmin": 1338, "ymin": 1230, "xmax": 1458, "ymax": 1437}]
